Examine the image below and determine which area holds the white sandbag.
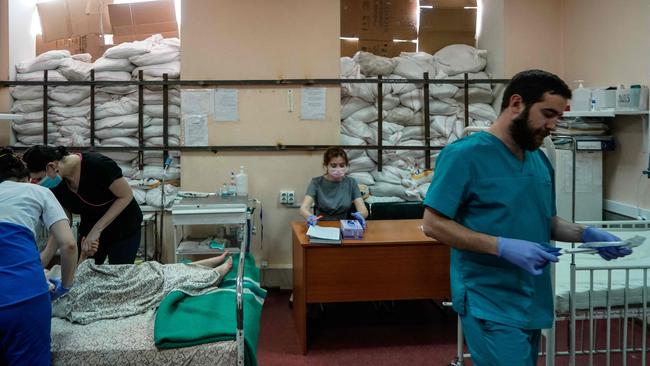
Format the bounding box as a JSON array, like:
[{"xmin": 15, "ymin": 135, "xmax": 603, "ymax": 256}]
[
  {"xmin": 384, "ymin": 140, "xmax": 426, "ymax": 163},
  {"xmin": 145, "ymin": 184, "xmax": 178, "ymax": 207},
  {"xmin": 71, "ymin": 53, "xmax": 92, "ymax": 62},
  {"xmin": 429, "ymin": 71, "xmax": 459, "ymax": 99},
  {"xmin": 368, "ymin": 121, "xmax": 404, "ymax": 136},
  {"xmin": 445, "ymin": 71, "xmax": 492, "ymax": 91},
  {"xmin": 103, "ymin": 35, "xmax": 161, "ymax": 59},
  {"xmin": 340, "ymin": 57, "xmax": 361, "ymax": 79},
  {"xmin": 385, "ymin": 106, "xmax": 415, "ymax": 124},
  {"xmin": 58, "ymin": 125, "xmax": 90, "ymax": 137},
  {"xmin": 95, "ymin": 71, "xmax": 132, "ymax": 81},
  {"xmin": 393, "ymin": 52, "xmax": 436, "ymax": 79},
  {"xmin": 104, "ymin": 152, "xmax": 138, "ymax": 163},
  {"xmin": 348, "ymin": 156, "xmax": 376, "ymax": 173},
  {"xmin": 341, "ymin": 97, "xmax": 371, "ymax": 120},
  {"xmin": 20, "ymin": 111, "xmax": 51, "ymax": 122},
  {"xmin": 55, "ymin": 134, "xmax": 89, "ymax": 147},
  {"xmin": 429, "ymin": 99, "xmax": 460, "ymax": 115},
  {"xmin": 431, "ymin": 115, "xmax": 460, "ymax": 138},
  {"xmin": 117, "ymin": 162, "xmax": 137, "ymax": 178},
  {"xmin": 453, "ymin": 87, "xmax": 494, "ymax": 104},
  {"xmin": 16, "ymin": 70, "xmax": 67, "ymax": 81},
  {"xmin": 96, "ymin": 114, "xmax": 151, "ymax": 129},
  {"xmin": 145, "ymin": 136, "xmax": 181, "ymax": 147},
  {"xmin": 370, "ymin": 182, "xmax": 421, "ymax": 201},
  {"xmin": 137, "ymin": 165, "xmax": 181, "ymax": 181},
  {"xmin": 468, "ymin": 103, "xmax": 498, "ymax": 122},
  {"xmin": 348, "ymin": 105, "xmax": 381, "ymax": 123},
  {"xmin": 17, "ymin": 133, "xmax": 61, "ymax": 145},
  {"xmin": 143, "ymin": 156, "xmax": 180, "ymax": 165},
  {"xmin": 149, "ymin": 117, "xmax": 180, "ymax": 126},
  {"xmin": 491, "ymin": 83, "xmax": 506, "ymax": 114},
  {"xmin": 340, "ymin": 133, "xmax": 366, "ymax": 154},
  {"xmin": 353, "ymin": 51, "xmax": 396, "ymax": 77},
  {"xmin": 16, "ymin": 50, "xmax": 70, "ymax": 74},
  {"xmin": 161, "ymin": 37, "xmax": 180, "ymax": 49},
  {"xmin": 377, "ymin": 93, "xmax": 400, "ymax": 110},
  {"xmin": 57, "ymin": 58, "xmax": 92, "ymax": 81},
  {"xmin": 95, "ymin": 97, "xmax": 139, "ymax": 119},
  {"xmin": 49, "ymin": 105, "xmax": 90, "ymax": 118},
  {"xmin": 348, "ymin": 172, "xmax": 375, "ymax": 186},
  {"xmin": 49, "ymin": 86, "xmax": 91, "ymax": 105},
  {"xmin": 126, "ymin": 89, "xmax": 181, "ymax": 105},
  {"xmin": 143, "ymin": 124, "xmax": 181, "ymax": 139},
  {"xmin": 11, "ymin": 99, "xmax": 45, "ymax": 113},
  {"xmin": 11, "ymin": 86, "xmax": 42, "ymax": 100},
  {"xmin": 399, "ymin": 88, "xmax": 424, "ymax": 111},
  {"xmin": 132, "ymin": 61, "xmax": 180, "ymax": 79},
  {"xmin": 341, "ymin": 117, "xmax": 374, "ymax": 140},
  {"xmin": 387, "ymin": 75, "xmax": 418, "ymax": 95},
  {"xmin": 95, "ymin": 128, "xmax": 137, "ymax": 139},
  {"xmin": 100, "ymin": 136, "xmax": 139, "ymax": 147},
  {"xmin": 93, "ymin": 57, "xmax": 135, "ymax": 72},
  {"xmin": 434, "ymin": 44, "xmax": 487, "ymax": 76},
  {"xmin": 55, "ymin": 117, "xmax": 88, "ymax": 127},
  {"xmin": 98, "ymin": 85, "xmax": 138, "ymax": 95},
  {"xmin": 12, "ymin": 122, "xmax": 56, "ymax": 134},
  {"xmin": 143, "ymin": 104, "xmax": 181, "ymax": 118},
  {"xmin": 129, "ymin": 42, "xmax": 179, "ymax": 66},
  {"xmin": 371, "ymin": 165, "xmax": 411, "ymax": 186}
]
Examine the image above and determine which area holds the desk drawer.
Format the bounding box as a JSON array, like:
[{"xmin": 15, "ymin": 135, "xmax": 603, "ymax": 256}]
[{"xmin": 304, "ymin": 244, "xmax": 450, "ymax": 303}]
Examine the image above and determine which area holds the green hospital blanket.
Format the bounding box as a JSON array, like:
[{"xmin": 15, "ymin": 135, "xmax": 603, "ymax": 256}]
[{"xmin": 154, "ymin": 254, "xmax": 266, "ymax": 366}]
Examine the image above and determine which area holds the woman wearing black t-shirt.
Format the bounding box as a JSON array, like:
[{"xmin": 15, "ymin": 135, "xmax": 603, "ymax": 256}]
[{"xmin": 22, "ymin": 146, "xmax": 143, "ymax": 265}]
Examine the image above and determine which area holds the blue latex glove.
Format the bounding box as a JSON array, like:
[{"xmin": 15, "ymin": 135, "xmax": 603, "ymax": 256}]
[
  {"xmin": 306, "ymin": 215, "xmax": 319, "ymax": 227},
  {"xmin": 351, "ymin": 212, "xmax": 366, "ymax": 229},
  {"xmin": 581, "ymin": 227, "xmax": 633, "ymax": 260},
  {"xmin": 497, "ymin": 237, "xmax": 559, "ymax": 275},
  {"xmin": 48, "ymin": 278, "xmax": 70, "ymax": 301}
]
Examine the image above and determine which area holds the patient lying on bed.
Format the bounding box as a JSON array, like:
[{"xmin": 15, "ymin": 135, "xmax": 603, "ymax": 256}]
[{"xmin": 47, "ymin": 251, "xmax": 233, "ymax": 325}]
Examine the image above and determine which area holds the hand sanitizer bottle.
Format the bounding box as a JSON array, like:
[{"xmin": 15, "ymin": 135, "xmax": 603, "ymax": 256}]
[{"xmin": 235, "ymin": 166, "xmax": 248, "ymax": 196}]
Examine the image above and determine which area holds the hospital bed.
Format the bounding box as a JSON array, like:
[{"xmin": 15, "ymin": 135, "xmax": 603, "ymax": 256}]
[
  {"xmin": 449, "ymin": 220, "xmax": 650, "ymax": 366},
  {"xmin": 50, "ymin": 229, "xmax": 263, "ymax": 366}
]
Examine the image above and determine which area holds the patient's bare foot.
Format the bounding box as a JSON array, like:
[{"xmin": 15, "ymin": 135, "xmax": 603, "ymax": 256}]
[
  {"xmin": 193, "ymin": 251, "xmax": 229, "ymax": 268},
  {"xmin": 215, "ymin": 257, "xmax": 233, "ymax": 277}
]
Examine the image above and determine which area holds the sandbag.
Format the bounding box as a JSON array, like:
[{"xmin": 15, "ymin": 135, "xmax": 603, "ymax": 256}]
[
  {"xmin": 434, "ymin": 44, "xmax": 487, "ymax": 76},
  {"xmin": 353, "ymin": 51, "xmax": 396, "ymax": 77}
]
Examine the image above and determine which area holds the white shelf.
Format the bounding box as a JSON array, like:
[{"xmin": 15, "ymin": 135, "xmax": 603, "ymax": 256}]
[
  {"xmin": 563, "ymin": 109, "xmax": 649, "ymax": 118},
  {"xmin": 176, "ymin": 240, "xmax": 238, "ymax": 255}
]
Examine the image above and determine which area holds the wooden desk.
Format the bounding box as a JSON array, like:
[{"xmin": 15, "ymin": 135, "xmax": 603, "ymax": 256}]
[{"xmin": 292, "ymin": 219, "xmax": 451, "ymax": 354}]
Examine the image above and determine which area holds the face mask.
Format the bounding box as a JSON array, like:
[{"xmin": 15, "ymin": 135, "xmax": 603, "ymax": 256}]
[
  {"xmin": 38, "ymin": 174, "xmax": 63, "ymax": 189},
  {"xmin": 328, "ymin": 167, "xmax": 346, "ymax": 179}
]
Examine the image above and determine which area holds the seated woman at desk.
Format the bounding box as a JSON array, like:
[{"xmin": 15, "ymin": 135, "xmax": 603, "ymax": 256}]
[{"xmin": 299, "ymin": 147, "xmax": 368, "ymax": 227}]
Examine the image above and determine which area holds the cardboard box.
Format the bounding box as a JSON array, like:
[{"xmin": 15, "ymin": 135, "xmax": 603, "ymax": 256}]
[
  {"xmin": 418, "ymin": 31, "xmax": 475, "ymax": 54},
  {"xmin": 341, "ymin": 0, "xmax": 418, "ymax": 41},
  {"xmin": 419, "ymin": 8, "xmax": 476, "ymax": 33},
  {"xmin": 36, "ymin": 34, "xmax": 106, "ymax": 61},
  {"xmin": 108, "ymin": 0, "xmax": 178, "ymax": 44},
  {"xmin": 37, "ymin": 0, "xmax": 113, "ymax": 43},
  {"xmin": 420, "ymin": 0, "xmax": 476, "ymax": 7},
  {"xmin": 341, "ymin": 38, "xmax": 360, "ymax": 58},
  {"xmin": 358, "ymin": 39, "xmax": 416, "ymax": 57}
]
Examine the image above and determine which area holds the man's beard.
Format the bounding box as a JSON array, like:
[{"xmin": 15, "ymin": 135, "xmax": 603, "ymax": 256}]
[{"xmin": 509, "ymin": 107, "xmax": 543, "ymax": 151}]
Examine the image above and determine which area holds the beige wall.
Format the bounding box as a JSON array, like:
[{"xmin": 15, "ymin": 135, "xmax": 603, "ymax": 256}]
[
  {"xmin": 562, "ymin": 0, "xmax": 650, "ymax": 212},
  {"xmin": 180, "ymin": 0, "xmax": 340, "ymax": 267},
  {"xmin": 478, "ymin": 0, "xmax": 564, "ymax": 78},
  {"xmin": 503, "ymin": 0, "xmax": 564, "ymax": 77}
]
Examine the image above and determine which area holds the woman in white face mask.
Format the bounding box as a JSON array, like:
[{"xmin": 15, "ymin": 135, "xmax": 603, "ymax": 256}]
[{"xmin": 299, "ymin": 147, "xmax": 369, "ymax": 227}]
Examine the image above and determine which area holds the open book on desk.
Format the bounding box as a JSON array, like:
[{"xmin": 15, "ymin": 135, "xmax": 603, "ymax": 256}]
[{"xmin": 306, "ymin": 225, "xmax": 341, "ymax": 245}]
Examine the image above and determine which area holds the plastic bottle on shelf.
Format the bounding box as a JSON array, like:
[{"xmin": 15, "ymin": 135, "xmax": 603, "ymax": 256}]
[
  {"xmin": 235, "ymin": 166, "xmax": 248, "ymax": 196},
  {"xmin": 571, "ymin": 80, "xmax": 591, "ymax": 112},
  {"xmin": 228, "ymin": 172, "xmax": 237, "ymax": 196}
]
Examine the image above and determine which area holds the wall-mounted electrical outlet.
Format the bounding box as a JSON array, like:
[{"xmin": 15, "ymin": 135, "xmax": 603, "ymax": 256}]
[{"xmin": 280, "ymin": 190, "xmax": 295, "ymax": 205}]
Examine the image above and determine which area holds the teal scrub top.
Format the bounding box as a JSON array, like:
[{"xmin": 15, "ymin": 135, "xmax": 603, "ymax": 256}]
[{"xmin": 424, "ymin": 131, "xmax": 556, "ymax": 329}]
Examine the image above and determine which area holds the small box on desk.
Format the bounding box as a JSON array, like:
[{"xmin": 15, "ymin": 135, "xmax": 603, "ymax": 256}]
[{"xmin": 340, "ymin": 220, "xmax": 364, "ymax": 239}]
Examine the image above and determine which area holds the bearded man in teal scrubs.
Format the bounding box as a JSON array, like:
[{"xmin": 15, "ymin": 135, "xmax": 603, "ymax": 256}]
[{"xmin": 422, "ymin": 70, "xmax": 632, "ymax": 366}]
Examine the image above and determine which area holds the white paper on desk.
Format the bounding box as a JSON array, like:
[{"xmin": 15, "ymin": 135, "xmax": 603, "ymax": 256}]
[
  {"xmin": 307, "ymin": 225, "xmax": 340, "ymax": 240},
  {"xmin": 182, "ymin": 114, "xmax": 208, "ymax": 146},
  {"xmin": 214, "ymin": 89, "xmax": 239, "ymax": 122},
  {"xmin": 181, "ymin": 89, "xmax": 215, "ymax": 116},
  {"xmin": 300, "ymin": 87, "xmax": 326, "ymax": 120}
]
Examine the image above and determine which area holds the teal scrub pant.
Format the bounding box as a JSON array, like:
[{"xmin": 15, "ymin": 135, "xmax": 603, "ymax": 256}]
[{"xmin": 461, "ymin": 313, "xmax": 541, "ymax": 366}]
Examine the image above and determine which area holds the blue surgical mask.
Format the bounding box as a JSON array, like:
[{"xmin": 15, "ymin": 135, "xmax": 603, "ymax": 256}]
[{"xmin": 39, "ymin": 174, "xmax": 62, "ymax": 189}]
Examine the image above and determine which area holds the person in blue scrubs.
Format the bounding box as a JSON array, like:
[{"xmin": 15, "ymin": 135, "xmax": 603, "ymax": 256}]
[
  {"xmin": 421, "ymin": 70, "xmax": 632, "ymax": 366},
  {"xmin": 0, "ymin": 148, "xmax": 78, "ymax": 366}
]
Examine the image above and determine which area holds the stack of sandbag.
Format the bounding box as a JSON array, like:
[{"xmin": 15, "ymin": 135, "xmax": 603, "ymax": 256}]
[
  {"xmin": 340, "ymin": 44, "xmax": 498, "ymax": 201},
  {"xmin": 11, "ymin": 50, "xmax": 70, "ymax": 145}
]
